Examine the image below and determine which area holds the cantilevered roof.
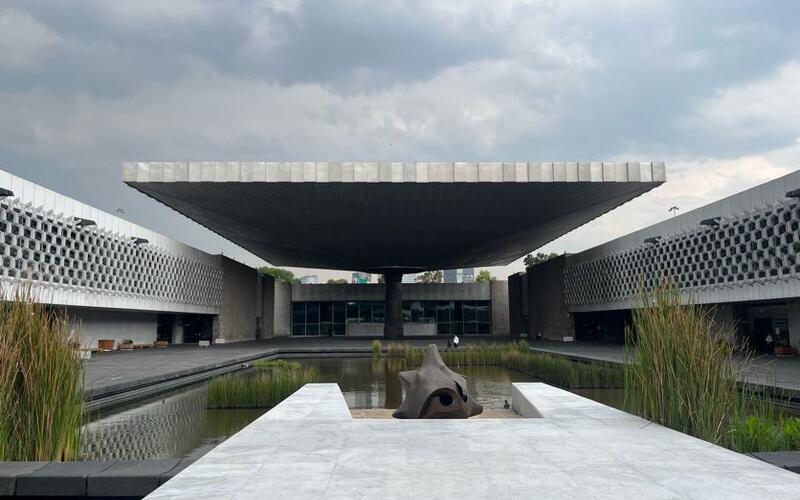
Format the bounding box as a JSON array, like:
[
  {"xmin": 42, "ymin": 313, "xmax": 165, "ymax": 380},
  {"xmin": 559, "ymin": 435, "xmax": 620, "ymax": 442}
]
[{"xmin": 124, "ymin": 161, "xmax": 665, "ymax": 273}]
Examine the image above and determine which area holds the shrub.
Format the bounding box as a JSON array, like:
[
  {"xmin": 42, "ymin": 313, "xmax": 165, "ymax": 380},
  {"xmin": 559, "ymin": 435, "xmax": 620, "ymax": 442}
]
[
  {"xmin": 0, "ymin": 292, "xmax": 85, "ymax": 461},
  {"xmin": 783, "ymin": 418, "xmax": 800, "ymax": 449},
  {"xmin": 731, "ymin": 416, "xmax": 784, "ymax": 453}
]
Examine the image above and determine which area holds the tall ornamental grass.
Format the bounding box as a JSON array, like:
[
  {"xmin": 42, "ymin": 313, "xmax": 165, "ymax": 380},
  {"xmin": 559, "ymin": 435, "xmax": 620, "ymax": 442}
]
[
  {"xmin": 0, "ymin": 294, "xmax": 85, "ymax": 461},
  {"xmin": 207, "ymin": 363, "xmax": 319, "ymax": 409},
  {"xmin": 623, "ymin": 282, "xmax": 742, "ymax": 444},
  {"xmin": 623, "ymin": 281, "xmax": 795, "ymax": 452}
]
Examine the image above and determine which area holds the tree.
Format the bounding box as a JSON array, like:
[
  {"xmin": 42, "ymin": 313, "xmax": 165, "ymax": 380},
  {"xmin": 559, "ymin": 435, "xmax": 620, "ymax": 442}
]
[
  {"xmin": 416, "ymin": 270, "xmax": 443, "ymax": 283},
  {"xmin": 523, "ymin": 252, "xmax": 560, "ymax": 269},
  {"xmin": 259, "ymin": 267, "xmax": 300, "ymax": 284},
  {"xmin": 326, "ymin": 278, "xmax": 349, "ymax": 284},
  {"xmin": 475, "ymin": 269, "xmax": 495, "ymax": 283}
]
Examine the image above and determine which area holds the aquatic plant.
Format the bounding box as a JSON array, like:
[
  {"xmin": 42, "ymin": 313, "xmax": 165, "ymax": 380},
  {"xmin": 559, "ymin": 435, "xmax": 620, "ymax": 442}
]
[
  {"xmin": 403, "ymin": 342, "xmax": 623, "ymax": 389},
  {"xmin": 253, "ymin": 359, "xmax": 302, "ymax": 371},
  {"xmin": 386, "ymin": 341, "xmax": 413, "ymax": 358},
  {"xmin": 371, "ymin": 339, "xmax": 382, "ymax": 357},
  {"xmin": 783, "ymin": 418, "xmax": 800, "ymax": 449},
  {"xmin": 207, "ymin": 364, "xmax": 319, "ymax": 409},
  {"xmin": 0, "ymin": 292, "xmax": 85, "ymax": 461},
  {"xmin": 623, "ymin": 281, "xmax": 797, "ymax": 453}
]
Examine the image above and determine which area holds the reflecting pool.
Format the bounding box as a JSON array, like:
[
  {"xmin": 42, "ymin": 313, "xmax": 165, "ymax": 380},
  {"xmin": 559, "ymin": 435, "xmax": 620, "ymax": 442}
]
[{"xmin": 82, "ymin": 356, "xmax": 624, "ymax": 460}]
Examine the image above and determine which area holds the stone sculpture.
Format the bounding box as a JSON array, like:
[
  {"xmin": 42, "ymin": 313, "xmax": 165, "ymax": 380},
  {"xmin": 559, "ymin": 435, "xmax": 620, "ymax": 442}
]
[{"xmin": 393, "ymin": 344, "xmax": 483, "ymax": 419}]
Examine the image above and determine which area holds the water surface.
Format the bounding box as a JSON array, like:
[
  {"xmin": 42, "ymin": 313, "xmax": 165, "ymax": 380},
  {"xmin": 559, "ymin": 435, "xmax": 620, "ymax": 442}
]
[{"xmin": 83, "ymin": 356, "xmax": 624, "ymax": 460}]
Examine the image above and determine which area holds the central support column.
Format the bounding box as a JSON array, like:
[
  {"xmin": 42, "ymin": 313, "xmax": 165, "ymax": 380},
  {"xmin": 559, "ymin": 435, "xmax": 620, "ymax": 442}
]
[{"xmin": 383, "ymin": 271, "xmax": 403, "ymax": 339}]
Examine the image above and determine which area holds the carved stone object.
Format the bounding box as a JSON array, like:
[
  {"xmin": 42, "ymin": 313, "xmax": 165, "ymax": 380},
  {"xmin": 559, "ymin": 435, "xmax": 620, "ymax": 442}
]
[{"xmin": 393, "ymin": 344, "xmax": 483, "ymax": 419}]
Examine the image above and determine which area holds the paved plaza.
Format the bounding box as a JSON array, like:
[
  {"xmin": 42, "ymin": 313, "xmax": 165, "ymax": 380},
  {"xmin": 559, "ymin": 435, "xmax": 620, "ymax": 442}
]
[
  {"xmin": 145, "ymin": 383, "xmax": 800, "ymax": 499},
  {"xmin": 529, "ymin": 340, "xmax": 800, "ymax": 394}
]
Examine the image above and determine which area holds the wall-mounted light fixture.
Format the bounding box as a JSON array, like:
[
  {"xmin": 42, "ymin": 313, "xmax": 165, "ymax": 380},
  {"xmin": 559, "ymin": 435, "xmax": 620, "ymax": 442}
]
[
  {"xmin": 786, "ymin": 189, "xmax": 800, "ymax": 199},
  {"xmin": 644, "ymin": 236, "xmax": 661, "ymax": 245},
  {"xmin": 132, "ymin": 237, "xmax": 149, "ymax": 245},
  {"xmin": 0, "ymin": 188, "xmax": 13, "ymax": 198},
  {"xmin": 700, "ymin": 217, "xmax": 721, "ymax": 227},
  {"xmin": 74, "ymin": 218, "xmax": 97, "ymax": 228}
]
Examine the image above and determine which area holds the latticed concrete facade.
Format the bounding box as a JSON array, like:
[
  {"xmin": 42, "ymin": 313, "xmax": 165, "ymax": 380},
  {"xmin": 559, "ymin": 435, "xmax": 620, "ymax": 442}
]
[
  {"xmin": 0, "ymin": 169, "xmax": 223, "ymax": 315},
  {"xmin": 563, "ymin": 170, "xmax": 800, "ymax": 312}
]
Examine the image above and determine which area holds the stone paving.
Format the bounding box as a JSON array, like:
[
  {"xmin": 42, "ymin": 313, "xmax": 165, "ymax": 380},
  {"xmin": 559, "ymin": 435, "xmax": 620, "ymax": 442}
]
[
  {"xmin": 145, "ymin": 383, "xmax": 800, "ymax": 499},
  {"xmin": 529, "ymin": 340, "xmax": 800, "ymax": 394}
]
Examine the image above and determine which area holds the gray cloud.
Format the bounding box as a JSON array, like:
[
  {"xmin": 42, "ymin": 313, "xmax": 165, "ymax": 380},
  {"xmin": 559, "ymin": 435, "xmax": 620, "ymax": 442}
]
[{"xmin": 1, "ymin": 0, "xmax": 799, "ymax": 278}]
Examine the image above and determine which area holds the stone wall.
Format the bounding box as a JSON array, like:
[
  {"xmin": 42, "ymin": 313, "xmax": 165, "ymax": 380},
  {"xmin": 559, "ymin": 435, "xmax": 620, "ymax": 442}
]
[
  {"xmin": 490, "ymin": 280, "xmax": 510, "ymax": 335},
  {"xmin": 70, "ymin": 308, "xmax": 157, "ymax": 349},
  {"xmin": 508, "ymin": 273, "xmax": 523, "ymax": 337},
  {"xmin": 526, "ymin": 255, "xmax": 575, "ymax": 340},
  {"xmin": 260, "ymin": 275, "xmax": 276, "ymax": 338},
  {"xmin": 273, "ymin": 281, "xmax": 292, "ymax": 337},
  {"xmin": 213, "ymin": 256, "xmax": 258, "ymax": 343}
]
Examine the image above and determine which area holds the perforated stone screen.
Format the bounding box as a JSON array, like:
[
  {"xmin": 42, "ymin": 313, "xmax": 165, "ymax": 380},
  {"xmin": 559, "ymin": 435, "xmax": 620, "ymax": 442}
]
[
  {"xmin": 564, "ymin": 199, "xmax": 800, "ymax": 308},
  {"xmin": 0, "ymin": 197, "xmax": 223, "ymax": 312}
]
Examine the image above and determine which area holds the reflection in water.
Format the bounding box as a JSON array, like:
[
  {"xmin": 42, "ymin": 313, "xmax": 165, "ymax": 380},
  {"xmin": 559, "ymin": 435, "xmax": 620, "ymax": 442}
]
[
  {"xmin": 83, "ymin": 357, "xmax": 625, "ymax": 460},
  {"xmin": 302, "ymin": 357, "xmax": 547, "ymax": 410},
  {"xmin": 83, "ymin": 385, "xmax": 265, "ymax": 461}
]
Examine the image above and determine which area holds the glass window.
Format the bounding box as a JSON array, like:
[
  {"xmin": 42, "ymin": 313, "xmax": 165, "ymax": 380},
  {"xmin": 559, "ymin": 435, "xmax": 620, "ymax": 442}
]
[
  {"xmin": 333, "ymin": 323, "xmax": 346, "ymax": 336},
  {"xmin": 306, "ymin": 302, "xmax": 320, "ymax": 323},
  {"xmin": 424, "ymin": 301, "xmax": 436, "ymax": 323},
  {"xmin": 410, "ymin": 301, "xmax": 424, "ymax": 323},
  {"xmin": 437, "ymin": 322, "xmax": 452, "ymax": 335},
  {"xmin": 372, "ymin": 302, "xmax": 385, "ymax": 322},
  {"xmin": 436, "ymin": 301, "xmax": 452, "ymax": 323},
  {"xmin": 292, "ymin": 324, "xmax": 306, "ymax": 336},
  {"xmin": 464, "ymin": 321, "xmax": 477, "ymax": 334},
  {"xmin": 292, "ymin": 302, "xmax": 306, "ymax": 325},
  {"xmin": 307, "ymin": 323, "xmax": 319, "ymax": 335},
  {"xmin": 359, "ymin": 303, "xmax": 372, "ymax": 323},
  {"xmin": 463, "ymin": 301, "xmax": 477, "ymax": 322},
  {"xmin": 476, "ymin": 302, "xmax": 490, "ymax": 324},
  {"xmin": 320, "ymin": 302, "xmax": 333, "ymax": 323},
  {"xmin": 402, "ymin": 302, "xmax": 412, "ymax": 322},
  {"xmin": 346, "ymin": 302, "xmax": 359, "ymax": 323},
  {"xmin": 333, "ymin": 302, "xmax": 345, "ymax": 324}
]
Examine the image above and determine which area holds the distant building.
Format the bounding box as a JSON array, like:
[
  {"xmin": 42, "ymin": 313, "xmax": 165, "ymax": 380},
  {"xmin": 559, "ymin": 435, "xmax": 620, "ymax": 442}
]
[
  {"xmin": 300, "ymin": 275, "xmax": 318, "ymax": 284},
  {"xmin": 444, "ymin": 268, "xmax": 475, "ymax": 283},
  {"xmin": 462, "ymin": 268, "xmax": 475, "ymax": 283},
  {"xmin": 352, "ymin": 272, "xmax": 371, "ymax": 284},
  {"xmin": 402, "ymin": 274, "xmax": 417, "ymax": 284},
  {"xmin": 443, "ymin": 269, "xmax": 462, "ymax": 283}
]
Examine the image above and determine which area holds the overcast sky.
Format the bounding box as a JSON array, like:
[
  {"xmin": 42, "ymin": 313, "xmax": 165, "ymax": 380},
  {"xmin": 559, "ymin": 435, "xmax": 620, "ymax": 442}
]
[{"xmin": 2, "ymin": 0, "xmax": 799, "ymax": 282}]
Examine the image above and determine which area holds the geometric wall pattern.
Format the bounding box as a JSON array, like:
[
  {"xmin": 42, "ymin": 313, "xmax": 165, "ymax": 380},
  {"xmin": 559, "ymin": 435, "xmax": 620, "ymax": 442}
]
[
  {"xmin": 0, "ymin": 197, "xmax": 223, "ymax": 311},
  {"xmin": 564, "ymin": 198, "xmax": 800, "ymax": 308}
]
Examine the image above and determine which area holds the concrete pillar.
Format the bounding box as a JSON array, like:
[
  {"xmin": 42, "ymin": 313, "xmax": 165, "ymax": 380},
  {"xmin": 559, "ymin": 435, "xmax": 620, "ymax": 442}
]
[
  {"xmin": 172, "ymin": 314, "xmax": 184, "ymax": 344},
  {"xmin": 384, "ymin": 271, "xmax": 403, "ymax": 338},
  {"xmin": 788, "ymin": 300, "xmax": 800, "ymax": 351}
]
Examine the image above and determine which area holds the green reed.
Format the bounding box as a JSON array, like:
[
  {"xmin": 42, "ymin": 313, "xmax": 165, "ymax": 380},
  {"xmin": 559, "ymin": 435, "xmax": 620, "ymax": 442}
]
[
  {"xmin": 207, "ymin": 363, "xmax": 319, "ymax": 409},
  {"xmin": 371, "ymin": 339, "xmax": 382, "ymax": 357},
  {"xmin": 402, "ymin": 340, "xmax": 623, "ymax": 389},
  {"xmin": 0, "ymin": 293, "xmax": 85, "ymax": 461},
  {"xmin": 624, "ymin": 281, "xmax": 798, "ymax": 452}
]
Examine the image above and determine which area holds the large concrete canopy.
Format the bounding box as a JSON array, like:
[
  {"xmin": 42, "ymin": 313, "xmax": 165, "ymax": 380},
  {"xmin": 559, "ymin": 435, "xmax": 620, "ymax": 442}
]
[{"xmin": 124, "ymin": 161, "xmax": 665, "ymax": 273}]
